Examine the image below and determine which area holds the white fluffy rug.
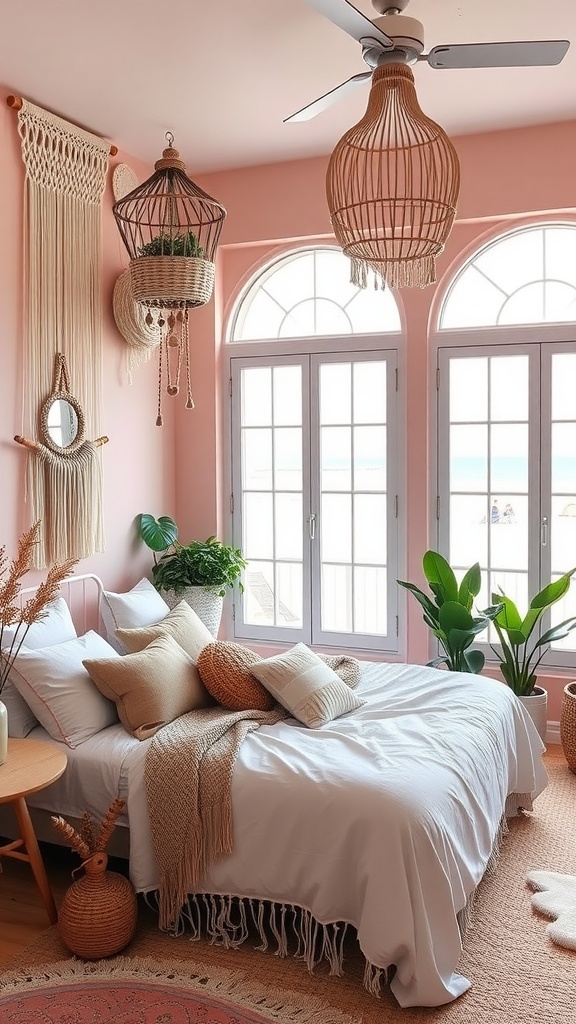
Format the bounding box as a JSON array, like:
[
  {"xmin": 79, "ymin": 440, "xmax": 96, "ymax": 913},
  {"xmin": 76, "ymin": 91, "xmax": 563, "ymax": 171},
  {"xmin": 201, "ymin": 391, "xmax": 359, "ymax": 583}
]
[{"xmin": 527, "ymin": 870, "xmax": 576, "ymax": 950}]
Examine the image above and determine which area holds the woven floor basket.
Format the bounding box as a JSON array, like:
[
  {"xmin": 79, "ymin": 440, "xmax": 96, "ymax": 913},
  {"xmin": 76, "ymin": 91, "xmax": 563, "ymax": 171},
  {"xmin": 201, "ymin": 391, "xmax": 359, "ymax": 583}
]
[
  {"xmin": 58, "ymin": 852, "xmax": 137, "ymax": 958},
  {"xmin": 560, "ymin": 681, "xmax": 576, "ymax": 775},
  {"xmin": 129, "ymin": 255, "xmax": 215, "ymax": 308}
]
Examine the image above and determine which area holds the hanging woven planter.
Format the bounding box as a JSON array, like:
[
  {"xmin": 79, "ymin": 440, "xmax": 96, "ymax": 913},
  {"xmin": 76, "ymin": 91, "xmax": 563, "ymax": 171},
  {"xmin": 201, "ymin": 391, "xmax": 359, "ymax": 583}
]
[{"xmin": 130, "ymin": 254, "xmax": 215, "ymax": 309}]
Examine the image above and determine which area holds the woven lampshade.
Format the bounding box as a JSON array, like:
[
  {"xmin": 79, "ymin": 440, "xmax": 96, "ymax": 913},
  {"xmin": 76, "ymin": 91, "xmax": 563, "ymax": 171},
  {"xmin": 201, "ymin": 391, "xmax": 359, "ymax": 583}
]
[
  {"xmin": 326, "ymin": 63, "xmax": 460, "ymax": 290},
  {"xmin": 112, "ymin": 135, "xmax": 226, "ymax": 309}
]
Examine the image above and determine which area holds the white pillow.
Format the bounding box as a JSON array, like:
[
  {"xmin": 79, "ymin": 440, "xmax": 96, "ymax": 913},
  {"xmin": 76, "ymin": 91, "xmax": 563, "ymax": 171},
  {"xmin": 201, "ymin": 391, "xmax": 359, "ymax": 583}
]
[
  {"xmin": 9, "ymin": 631, "xmax": 120, "ymax": 748},
  {"xmin": 1, "ymin": 596, "xmax": 78, "ymax": 738},
  {"xmin": 250, "ymin": 642, "xmax": 366, "ymax": 729},
  {"xmin": 100, "ymin": 578, "xmax": 169, "ymax": 653}
]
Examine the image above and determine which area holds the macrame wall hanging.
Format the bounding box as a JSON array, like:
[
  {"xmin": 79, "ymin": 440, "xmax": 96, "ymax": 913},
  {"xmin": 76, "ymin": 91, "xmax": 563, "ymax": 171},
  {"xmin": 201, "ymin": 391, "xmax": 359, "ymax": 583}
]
[
  {"xmin": 15, "ymin": 99, "xmax": 110, "ymax": 565},
  {"xmin": 14, "ymin": 354, "xmax": 108, "ymax": 566}
]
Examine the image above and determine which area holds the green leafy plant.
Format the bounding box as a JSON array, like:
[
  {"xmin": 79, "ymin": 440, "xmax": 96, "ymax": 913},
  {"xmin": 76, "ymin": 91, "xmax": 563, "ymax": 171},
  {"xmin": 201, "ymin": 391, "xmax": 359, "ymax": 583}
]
[
  {"xmin": 138, "ymin": 515, "xmax": 246, "ymax": 597},
  {"xmin": 485, "ymin": 570, "xmax": 576, "ymax": 696},
  {"xmin": 138, "ymin": 513, "xmax": 178, "ymax": 556},
  {"xmin": 137, "ymin": 230, "xmax": 205, "ymax": 259},
  {"xmin": 397, "ymin": 551, "xmax": 503, "ymax": 673}
]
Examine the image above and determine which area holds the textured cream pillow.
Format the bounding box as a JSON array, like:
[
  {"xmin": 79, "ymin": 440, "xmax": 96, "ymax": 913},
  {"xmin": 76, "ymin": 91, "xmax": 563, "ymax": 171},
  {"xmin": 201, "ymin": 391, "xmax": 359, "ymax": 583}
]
[
  {"xmin": 115, "ymin": 599, "xmax": 213, "ymax": 662},
  {"xmin": 250, "ymin": 643, "xmax": 366, "ymax": 728},
  {"xmin": 84, "ymin": 634, "xmax": 213, "ymax": 741}
]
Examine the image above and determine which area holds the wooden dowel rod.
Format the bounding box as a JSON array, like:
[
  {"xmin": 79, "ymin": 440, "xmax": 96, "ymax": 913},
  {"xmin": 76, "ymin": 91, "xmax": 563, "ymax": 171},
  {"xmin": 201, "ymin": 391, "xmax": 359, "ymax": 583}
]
[{"xmin": 6, "ymin": 95, "xmax": 118, "ymax": 156}]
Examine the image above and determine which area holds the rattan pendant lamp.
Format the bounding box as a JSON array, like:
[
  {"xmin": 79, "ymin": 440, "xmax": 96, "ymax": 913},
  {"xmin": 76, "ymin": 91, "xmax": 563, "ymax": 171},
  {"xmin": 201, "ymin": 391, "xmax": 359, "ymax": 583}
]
[
  {"xmin": 112, "ymin": 134, "xmax": 226, "ymax": 422},
  {"xmin": 326, "ymin": 60, "xmax": 460, "ymax": 290}
]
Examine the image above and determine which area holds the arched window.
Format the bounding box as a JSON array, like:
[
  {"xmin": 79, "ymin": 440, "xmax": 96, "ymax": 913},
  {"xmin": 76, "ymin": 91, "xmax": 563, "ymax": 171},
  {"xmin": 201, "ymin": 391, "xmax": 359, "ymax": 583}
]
[
  {"xmin": 435, "ymin": 222, "xmax": 576, "ymax": 671},
  {"xmin": 227, "ymin": 247, "xmax": 402, "ymax": 655},
  {"xmin": 229, "ymin": 246, "xmax": 401, "ymax": 341},
  {"xmin": 439, "ymin": 223, "xmax": 576, "ymax": 330}
]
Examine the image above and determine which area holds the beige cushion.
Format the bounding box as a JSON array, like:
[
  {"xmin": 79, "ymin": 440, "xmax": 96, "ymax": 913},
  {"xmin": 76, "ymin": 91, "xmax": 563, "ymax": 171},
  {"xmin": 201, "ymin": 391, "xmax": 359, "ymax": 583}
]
[
  {"xmin": 197, "ymin": 642, "xmax": 276, "ymax": 712},
  {"xmin": 84, "ymin": 634, "xmax": 213, "ymax": 741},
  {"xmin": 250, "ymin": 643, "xmax": 366, "ymax": 729},
  {"xmin": 115, "ymin": 600, "xmax": 213, "ymax": 663}
]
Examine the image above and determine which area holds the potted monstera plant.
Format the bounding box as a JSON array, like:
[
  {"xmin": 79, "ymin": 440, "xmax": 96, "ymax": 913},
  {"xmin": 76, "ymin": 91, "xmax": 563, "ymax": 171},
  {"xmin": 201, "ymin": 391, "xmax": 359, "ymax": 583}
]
[{"xmin": 138, "ymin": 514, "xmax": 247, "ymax": 637}]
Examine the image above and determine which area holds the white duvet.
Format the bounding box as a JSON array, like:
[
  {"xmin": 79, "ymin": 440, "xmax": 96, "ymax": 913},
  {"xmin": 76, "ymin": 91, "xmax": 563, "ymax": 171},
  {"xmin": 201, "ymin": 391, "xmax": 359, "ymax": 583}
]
[{"xmin": 123, "ymin": 661, "xmax": 547, "ymax": 1008}]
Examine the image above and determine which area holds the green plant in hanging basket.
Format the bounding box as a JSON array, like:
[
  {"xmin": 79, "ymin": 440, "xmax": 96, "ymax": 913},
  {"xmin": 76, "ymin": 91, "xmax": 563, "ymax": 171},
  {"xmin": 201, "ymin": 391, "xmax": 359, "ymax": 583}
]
[{"xmin": 137, "ymin": 230, "xmax": 205, "ymax": 259}]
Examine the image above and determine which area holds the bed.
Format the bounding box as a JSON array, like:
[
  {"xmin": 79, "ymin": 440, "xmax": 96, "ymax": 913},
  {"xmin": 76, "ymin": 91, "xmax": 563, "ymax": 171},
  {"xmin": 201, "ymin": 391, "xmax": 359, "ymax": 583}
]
[{"xmin": 0, "ymin": 573, "xmax": 547, "ymax": 1009}]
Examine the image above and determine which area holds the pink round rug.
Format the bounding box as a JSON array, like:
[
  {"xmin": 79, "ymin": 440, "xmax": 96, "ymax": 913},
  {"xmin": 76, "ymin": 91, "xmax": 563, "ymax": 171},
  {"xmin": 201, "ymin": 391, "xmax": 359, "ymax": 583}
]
[{"xmin": 0, "ymin": 956, "xmax": 352, "ymax": 1024}]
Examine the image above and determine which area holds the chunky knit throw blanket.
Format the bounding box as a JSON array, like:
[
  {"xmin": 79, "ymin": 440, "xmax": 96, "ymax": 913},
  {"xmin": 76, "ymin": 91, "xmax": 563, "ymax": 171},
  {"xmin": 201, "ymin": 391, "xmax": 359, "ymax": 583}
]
[
  {"xmin": 144, "ymin": 655, "xmax": 361, "ymax": 931},
  {"xmin": 145, "ymin": 706, "xmax": 286, "ymax": 930}
]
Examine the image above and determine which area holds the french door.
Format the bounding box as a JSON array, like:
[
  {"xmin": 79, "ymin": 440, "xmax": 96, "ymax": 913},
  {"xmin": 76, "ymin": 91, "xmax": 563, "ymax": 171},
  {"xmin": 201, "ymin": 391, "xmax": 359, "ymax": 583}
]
[
  {"xmin": 230, "ymin": 349, "xmax": 398, "ymax": 652},
  {"xmin": 437, "ymin": 341, "xmax": 576, "ymax": 666}
]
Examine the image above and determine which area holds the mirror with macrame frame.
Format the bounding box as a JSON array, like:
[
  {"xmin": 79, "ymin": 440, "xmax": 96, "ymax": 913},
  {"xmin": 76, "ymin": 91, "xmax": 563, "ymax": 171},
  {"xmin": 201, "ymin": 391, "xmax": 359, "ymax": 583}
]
[{"xmin": 14, "ymin": 353, "xmax": 108, "ymax": 566}]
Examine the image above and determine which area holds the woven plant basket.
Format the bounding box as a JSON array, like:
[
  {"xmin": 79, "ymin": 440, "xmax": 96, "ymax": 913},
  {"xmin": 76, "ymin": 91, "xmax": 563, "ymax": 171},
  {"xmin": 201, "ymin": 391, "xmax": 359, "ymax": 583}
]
[
  {"xmin": 560, "ymin": 681, "xmax": 576, "ymax": 774},
  {"xmin": 160, "ymin": 585, "xmax": 224, "ymax": 638},
  {"xmin": 58, "ymin": 851, "xmax": 137, "ymax": 959},
  {"xmin": 129, "ymin": 255, "xmax": 215, "ymax": 309}
]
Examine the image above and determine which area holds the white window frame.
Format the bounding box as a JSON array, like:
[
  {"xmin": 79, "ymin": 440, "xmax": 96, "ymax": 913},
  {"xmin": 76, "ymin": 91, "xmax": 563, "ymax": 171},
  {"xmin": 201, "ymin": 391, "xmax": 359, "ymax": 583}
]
[
  {"xmin": 432, "ymin": 324, "xmax": 576, "ymax": 672},
  {"xmin": 228, "ymin": 340, "xmax": 401, "ymax": 654}
]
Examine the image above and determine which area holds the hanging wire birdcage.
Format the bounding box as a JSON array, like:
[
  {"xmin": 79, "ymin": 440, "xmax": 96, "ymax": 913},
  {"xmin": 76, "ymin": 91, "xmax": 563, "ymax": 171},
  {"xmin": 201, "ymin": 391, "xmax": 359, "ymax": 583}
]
[
  {"xmin": 112, "ymin": 133, "xmax": 226, "ymax": 310},
  {"xmin": 112, "ymin": 134, "xmax": 227, "ymax": 423}
]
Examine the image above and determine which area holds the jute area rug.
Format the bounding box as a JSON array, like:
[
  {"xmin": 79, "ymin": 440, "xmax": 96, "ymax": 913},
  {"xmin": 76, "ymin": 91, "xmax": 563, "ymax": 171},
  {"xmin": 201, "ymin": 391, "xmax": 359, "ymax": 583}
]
[{"xmin": 2, "ymin": 749, "xmax": 575, "ymax": 1023}]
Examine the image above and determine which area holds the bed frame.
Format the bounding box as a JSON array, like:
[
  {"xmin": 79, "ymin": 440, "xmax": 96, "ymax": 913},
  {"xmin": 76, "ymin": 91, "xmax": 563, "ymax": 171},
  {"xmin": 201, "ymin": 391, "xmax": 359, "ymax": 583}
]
[{"xmin": 0, "ymin": 572, "xmax": 130, "ymax": 859}]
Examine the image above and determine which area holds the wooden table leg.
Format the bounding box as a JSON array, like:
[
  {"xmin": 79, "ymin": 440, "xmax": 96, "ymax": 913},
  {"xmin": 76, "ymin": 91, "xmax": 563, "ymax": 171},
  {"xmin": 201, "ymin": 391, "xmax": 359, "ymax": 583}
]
[{"xmin": 12, "ymin": 796, "xmax": 58, "ymax": 924}]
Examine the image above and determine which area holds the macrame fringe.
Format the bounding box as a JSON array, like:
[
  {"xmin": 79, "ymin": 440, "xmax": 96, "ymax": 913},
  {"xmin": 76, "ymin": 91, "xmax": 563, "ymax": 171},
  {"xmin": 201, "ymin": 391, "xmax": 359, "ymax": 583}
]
[
  {"xmin": 27, "ymin": 440, "xmax": 104, "ymax": 568},
  {"xmin": 0, "ymin": 955, "xmax": 360, "ymax": 1024},
  {"xmin": 349, "ymin": 254, "xmax": 437, "ymax": 291},
  {"xmin": 17, "ymin": 100, "xmax": 108, "ymax": 564},
  {"xmin": 143, "ymin": 891, "xmax": 391, "ymax": 999}
]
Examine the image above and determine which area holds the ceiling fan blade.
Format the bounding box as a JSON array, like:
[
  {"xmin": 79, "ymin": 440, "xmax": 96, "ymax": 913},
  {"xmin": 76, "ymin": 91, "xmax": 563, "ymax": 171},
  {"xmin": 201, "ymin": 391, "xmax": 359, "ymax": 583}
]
[
  {"xmin": 305, "ymin": 0, "xmax": 393, "ymax": 48},
  {"xmin": 284, "ymin": 72, "xmax": 372, "ymax": 123},
  {"xmin": 425, "ymin": 39, "xmax": 570, "ymax": 69}
]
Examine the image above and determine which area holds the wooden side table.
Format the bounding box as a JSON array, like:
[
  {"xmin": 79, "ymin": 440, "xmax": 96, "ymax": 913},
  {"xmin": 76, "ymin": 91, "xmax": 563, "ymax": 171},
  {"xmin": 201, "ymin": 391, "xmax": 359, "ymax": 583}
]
[{"xmin": 0, "ymin": 736, "xmax": 67, "ymax": 924}]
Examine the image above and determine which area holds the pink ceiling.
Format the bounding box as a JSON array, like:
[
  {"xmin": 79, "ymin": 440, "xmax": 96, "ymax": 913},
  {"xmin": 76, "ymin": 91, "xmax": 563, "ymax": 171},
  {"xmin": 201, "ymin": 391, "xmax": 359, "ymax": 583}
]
[{"xmin": 1, "ymin": 0, "xmax": 575, "ymax": 174}]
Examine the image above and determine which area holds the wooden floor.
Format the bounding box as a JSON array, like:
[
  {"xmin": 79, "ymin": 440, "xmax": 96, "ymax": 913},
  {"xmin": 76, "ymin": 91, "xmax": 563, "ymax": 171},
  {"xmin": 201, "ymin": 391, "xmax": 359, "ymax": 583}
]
[{"xmin": 0, "ymin": 839, "xmax": 131, "ymax": 966}]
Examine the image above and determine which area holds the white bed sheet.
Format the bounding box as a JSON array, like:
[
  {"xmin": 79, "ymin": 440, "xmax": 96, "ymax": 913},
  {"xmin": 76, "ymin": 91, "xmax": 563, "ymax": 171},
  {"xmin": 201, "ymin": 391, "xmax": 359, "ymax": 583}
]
[
  {"xmin": 123, "ymin": 661, "xmax": 547, "ymax": 1008},
  {"xmin": 25, "ymin": 722, "xmax": 136, "ymax": 826}
]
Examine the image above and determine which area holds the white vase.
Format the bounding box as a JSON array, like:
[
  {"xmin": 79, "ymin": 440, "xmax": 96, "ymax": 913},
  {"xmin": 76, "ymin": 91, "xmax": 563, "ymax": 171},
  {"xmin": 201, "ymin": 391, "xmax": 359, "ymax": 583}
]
[
  {"xmin": 160, "ymin": 586, "xmax": 224, "ymax": 639},
  {"xmin": 0, "ymin": 699, "xmax": 7, "ymax": 765},
  {"xmin": 519, "ymin": 685, "xmax": 547, "ymax": 746}
]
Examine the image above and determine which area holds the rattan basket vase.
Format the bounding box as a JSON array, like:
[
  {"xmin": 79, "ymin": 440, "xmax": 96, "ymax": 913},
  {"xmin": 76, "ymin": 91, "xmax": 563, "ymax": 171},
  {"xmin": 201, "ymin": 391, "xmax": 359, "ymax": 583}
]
[
  {"xmin": 129, "ymin": 255, "xmax": 215, "ymax": 308},
  {"xmin": 160, "ymin": 585, "xmax": 224, "ymax": 638},
  {"xmin": 58, "ymin": 851, "xmax": 137, "ymax": 959},
  {"xmin": 560, "ymin": 681, "xmax": 576, "ymax": 774}
]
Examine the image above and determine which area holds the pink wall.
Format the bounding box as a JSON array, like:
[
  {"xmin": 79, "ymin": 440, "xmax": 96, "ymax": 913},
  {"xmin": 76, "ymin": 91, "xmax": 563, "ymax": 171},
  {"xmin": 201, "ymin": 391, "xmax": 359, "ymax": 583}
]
[
  {"xmin": 0, "ymin": 90, "xmax": 176, "ymax": 592},
  {"xmin": 0, "ymin": 91, "xmax": 574, "ymax": 721},
  {"xmin": 175, "ymin": 119, "xmax": 576, "ymax": 722}
]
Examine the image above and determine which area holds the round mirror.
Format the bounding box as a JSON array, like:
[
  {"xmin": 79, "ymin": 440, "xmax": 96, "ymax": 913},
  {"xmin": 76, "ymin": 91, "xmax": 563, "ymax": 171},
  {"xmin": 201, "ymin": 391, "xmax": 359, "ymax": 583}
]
[
  {"xmin": 41, "ymin": 391, "xmax": 85, "ymax": 455},
  {"xmin": 47, "ymin": 399, "xmax": 78, "ymax": 448}
]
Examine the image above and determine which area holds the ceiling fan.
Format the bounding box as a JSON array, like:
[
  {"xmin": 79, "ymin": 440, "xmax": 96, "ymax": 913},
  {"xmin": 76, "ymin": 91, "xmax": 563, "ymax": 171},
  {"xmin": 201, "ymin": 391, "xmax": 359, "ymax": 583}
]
[{"xmin": 285, "ymin": 0, "xmax": 570, "ymax": 122}]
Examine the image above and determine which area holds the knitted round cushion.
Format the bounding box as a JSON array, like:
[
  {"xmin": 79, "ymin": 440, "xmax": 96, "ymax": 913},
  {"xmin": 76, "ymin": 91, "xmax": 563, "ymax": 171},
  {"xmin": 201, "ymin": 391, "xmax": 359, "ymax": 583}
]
[{"xmin": 196, "ymin": 641, "xmax": 276, "ymax": 712}]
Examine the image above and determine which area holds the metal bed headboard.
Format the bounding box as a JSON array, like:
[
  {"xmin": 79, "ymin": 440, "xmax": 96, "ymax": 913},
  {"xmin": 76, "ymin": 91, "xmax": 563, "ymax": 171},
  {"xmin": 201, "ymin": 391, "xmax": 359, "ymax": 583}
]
[{"xmin": 19, "ymin": 572, "xmax": 105, "ymax": 637}]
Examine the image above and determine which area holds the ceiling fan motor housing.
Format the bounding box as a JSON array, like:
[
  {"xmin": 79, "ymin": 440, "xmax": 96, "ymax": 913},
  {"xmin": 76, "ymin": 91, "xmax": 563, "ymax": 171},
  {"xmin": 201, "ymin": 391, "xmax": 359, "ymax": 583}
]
[{"xmin": 373, "ymin": 14, "xmax": 425, "ymax": 64}]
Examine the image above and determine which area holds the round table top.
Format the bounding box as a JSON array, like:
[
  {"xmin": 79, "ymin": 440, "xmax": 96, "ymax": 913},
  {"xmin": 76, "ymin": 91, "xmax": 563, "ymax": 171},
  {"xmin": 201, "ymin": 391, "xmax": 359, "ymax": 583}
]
[{"xmin": 0, "ymin": 737, "xmax": 68, "ymax": 803}]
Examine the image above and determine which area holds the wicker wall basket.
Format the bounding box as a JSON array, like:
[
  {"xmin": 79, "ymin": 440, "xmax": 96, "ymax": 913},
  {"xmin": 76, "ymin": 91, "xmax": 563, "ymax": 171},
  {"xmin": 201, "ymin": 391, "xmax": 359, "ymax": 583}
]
[
  {"xmin": 58, "ymin": 851, "xmax": 137, "ymax": 959},
  {"xmin": 129, "ymin": 255, "xmax": 215, "ymax": 309},
  {"xmin": 560, "ymin": 681, "xmax": 576, "ymax": 775}
]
